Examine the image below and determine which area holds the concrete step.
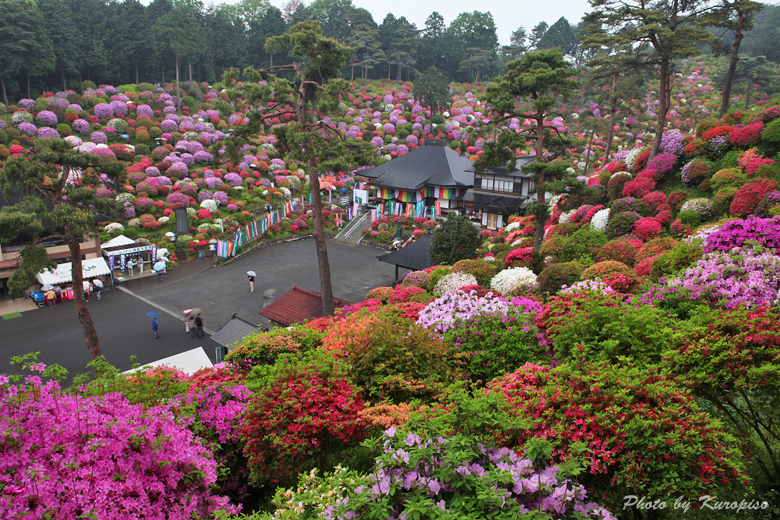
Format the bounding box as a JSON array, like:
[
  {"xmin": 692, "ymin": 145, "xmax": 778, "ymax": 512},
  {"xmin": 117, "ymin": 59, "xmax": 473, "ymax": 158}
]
[{"xmin": 334, "ymin": 212, "xmax": 372, "ymax": 245}]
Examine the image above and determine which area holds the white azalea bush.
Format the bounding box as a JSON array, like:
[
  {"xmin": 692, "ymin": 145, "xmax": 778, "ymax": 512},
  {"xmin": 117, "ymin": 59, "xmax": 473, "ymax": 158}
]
[
  {"xmin": 434, "ymin": 272, "xmax": 478, "ymax": 295},
  {"xmin": 200, "ymin": 199, "xmax": 218, "ymax": 211},
  {"xmin": 490, "ymin": 267, "xmax": 537, "ymax": 296},
  {"xmin": 158, "ymin": 216, "xmax": 170, "ymax": 224},
  {"xmin": 590, "ymin": 208, "xmax": 611, "ymax": 232},
  {"xmin": 104, "ymin": 222, "xmax": 125, "ymax": 233},
  {"xmin": 680, "ymin": 198, "xmax": 714, "ymax": 220}
]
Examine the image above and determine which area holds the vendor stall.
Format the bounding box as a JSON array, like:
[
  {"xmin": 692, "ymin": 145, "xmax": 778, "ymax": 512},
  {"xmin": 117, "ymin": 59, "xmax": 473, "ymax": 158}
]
[
  {"xmin": 35, "ymin": 257, "xmax": 113, "ymax": 298},
  {"xmin": 102, "ymin": 236, "xmax": 158, "ymax": 275}
]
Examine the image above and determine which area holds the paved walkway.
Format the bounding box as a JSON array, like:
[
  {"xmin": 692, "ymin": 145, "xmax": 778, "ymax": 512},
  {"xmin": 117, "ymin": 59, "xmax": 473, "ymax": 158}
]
[{"xmin": 0, "ymin": 238, "xmax": 397, "ymax": 382}]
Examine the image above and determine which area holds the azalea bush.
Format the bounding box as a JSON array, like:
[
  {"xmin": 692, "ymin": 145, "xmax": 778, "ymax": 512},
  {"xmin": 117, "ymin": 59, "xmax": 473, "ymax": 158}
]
[
  {"xmin": 539, "ymin": 291, "xmax": 684, "ymax": 365},
  {"xmin": 486, "ymin": 362, "xmax": 747, "ymax": 512},
  {"xmin": 325, "ymin": 429, "xmax": 616, "ymax": 520},
  {"xmin": 0, "ymin": 368, "xmax": 236, "ymax": 519},
  {"xmin": 242, "ymin": 351, "xmax": 366, "ymax": 487},
  {"xmin": 226, "ymin": 326, "xmax": 324, "ymax": 370},
  {"xmin": 670, "ymin": 244, "xmax": 780, "ymax": 308},
  {"xmin": 489, "ymin": 267, "xmax": 537, "ymax": 296},
  {"xmin": 663, "ymin": 305, "xmax": 780, "ymax": 485}
]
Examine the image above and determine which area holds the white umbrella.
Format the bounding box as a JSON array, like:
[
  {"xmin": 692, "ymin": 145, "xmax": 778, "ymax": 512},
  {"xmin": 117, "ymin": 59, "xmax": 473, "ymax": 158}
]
[
  {"xmin": 247, "ymin": 271, "xmax": 257, "ymax": 277},
  {"xmin": 153, "ymin": 261, "xmax": 166, "ymax": 272},
  {"xmin": 41, "ymin": 284, "xmax": 54, "ymax": 291},
  {"xmin": 208, "ymin": 239, "xmax": 218, "ymax": 244},
  {"xmin": 92, "ymin": 279, "xmax": 104, "ymax": 288},
  {"xmin": 165, "ymin": 232, "xmax": 176, "ymax": 238}
]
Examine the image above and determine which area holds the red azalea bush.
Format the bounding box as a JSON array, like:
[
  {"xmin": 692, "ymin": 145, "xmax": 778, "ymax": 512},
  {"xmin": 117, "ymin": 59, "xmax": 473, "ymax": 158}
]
[
  {"xmin": 668, "ymin": 191, "xmax": 688, "ymax": 209},
  {"xmin": 730, "ymin": 179, "xmax": 779, "ymax": 217},
  {"xmin": 622, "ymin": 178, "xmax": 655, "ymax": 199},
  {"xmin": 635, "ymin": 252, "xmax": 665, "ymax": 277},
  {"xmin": 671, "ymin": 218, "xmax": 693, "ymax": 238},
  {"xmin": 388, "ymin": 286, "xmax": 426, "ymax": 304},
  {"xmin": 596, "ymin": 238, "xmax": 643, "ymax": 266},
  {"xmin": 188, "ymin": 364, "xmax": 245, "ymax": 392},
  {"xmin": 241, "ymin": 352, "xmax": 365, "ymax": 486},
  {"xmin": 641, "ymin": 191, "xmax": 667, "ymax": 212},
  {"xmin": 655, "ymin": 209, "xmax": 672, "ymax": 225},
  {"xmin": 485, "ymin": 362, "xmax": 746, "ymax": 510},
  {"xmin": 603, "ymin": 271, "xmax": 642, "ymax": 293},
  {"xmin": 504, "ymin": 247, "xmax": 534, "ymax": 268},
  {"xmin": 633, "ymin": 217, "xmax": 662, "ymax": 241},
  {"xmin": 729, "ymin": 122, "xmax": 765, "ymax": 147}
]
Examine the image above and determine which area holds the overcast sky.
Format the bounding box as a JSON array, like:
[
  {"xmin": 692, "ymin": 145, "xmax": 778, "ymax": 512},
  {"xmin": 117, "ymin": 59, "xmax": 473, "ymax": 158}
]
[
  {"xmin": 254, "ymin": 0, "xmax": 595, "ymax": 46},
  {"xmin": 344, "ymin": 0, "xmax": 593, "ymax": 45}
]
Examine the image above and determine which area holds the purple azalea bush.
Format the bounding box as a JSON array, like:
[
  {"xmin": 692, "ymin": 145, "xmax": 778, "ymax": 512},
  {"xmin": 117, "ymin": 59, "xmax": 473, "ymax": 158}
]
[
  {"xmin": 37, "ymin": 127, "xmax": 61, "ymax": 139},
  {"xmin": 72, "ymin": 119, "xmax": 90, "ymax": 135},
  {"xmin": 418, "ymin": 291, "xmax": 541, "ymax": 335},
  {"xmin": 670, "ymin": 244, "xmax": 780, "ymax": 307},
  {"xmin": 36, "ymin": 110, "xmax": 58, "ymax": 127},
  {"xmin": 93, "ymin": 103, "xmax": 113, "ymax": 119},
  {"xmin": 325, "ymin": 429, "xmax": 615, "ymax": 520}
]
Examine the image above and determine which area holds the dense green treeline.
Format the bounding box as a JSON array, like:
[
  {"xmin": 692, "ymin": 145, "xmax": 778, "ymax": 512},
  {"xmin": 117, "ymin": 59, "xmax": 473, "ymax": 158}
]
[{"xmin": 1, "ymin": 0, "xmax": 780, "ymax": 104}]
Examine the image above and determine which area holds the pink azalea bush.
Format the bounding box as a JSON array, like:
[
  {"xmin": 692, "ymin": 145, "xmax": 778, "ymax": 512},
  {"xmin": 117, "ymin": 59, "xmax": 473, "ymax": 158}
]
[{"xmin": 0, "ymin": 372, "xmax": 237, "ymax": 518}]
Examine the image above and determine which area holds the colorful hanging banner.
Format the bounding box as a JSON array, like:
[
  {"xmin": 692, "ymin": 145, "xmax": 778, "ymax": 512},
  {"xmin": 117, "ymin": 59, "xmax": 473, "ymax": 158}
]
[
  {"xmin": 425, "ymin": 186, "xmax": 457, "ymax": 199},
  {"xmin": 376, "ymin": 187, "xmax": 393, "ymax": 199}
]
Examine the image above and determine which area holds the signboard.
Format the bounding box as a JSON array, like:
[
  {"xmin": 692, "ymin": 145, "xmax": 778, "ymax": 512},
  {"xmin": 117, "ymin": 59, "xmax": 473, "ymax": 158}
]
[
  {"xmin": 353, "ymin": 189, "xmax": 368, "ymax": 205},
  {"xmin": 175, "ymin": 207, "xmax": 189, "ymax": 237}
]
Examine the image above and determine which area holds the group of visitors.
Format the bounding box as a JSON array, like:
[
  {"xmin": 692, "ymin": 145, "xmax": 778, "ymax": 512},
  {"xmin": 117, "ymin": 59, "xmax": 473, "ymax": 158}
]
[{"xmin": 43, "ymin": 278, "xmax": 102, "ymax": 308}]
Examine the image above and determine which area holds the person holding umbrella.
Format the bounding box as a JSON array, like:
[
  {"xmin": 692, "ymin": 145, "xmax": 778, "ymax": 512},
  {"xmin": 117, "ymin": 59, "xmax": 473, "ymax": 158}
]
[
  {"xmin": 83, "ymin": 280, "xmax": 91, "ymax": 302},
  {"xmin": 148, "ymin": 312, "xmax": 160, "ymax": 338},
  {"xmin": 154, "ymin": 260, "xmax": 166, "ymax": 281},
  {"xmin": 247, "ymin": 271, "xmax": 256, "ymax": 292},
  {"xmin": 93, "ymin": 279, "xmax": 104, "ymax": 300},
  {"xmin": 184, "ymin": 309, "xmax": 192, "ymax": 334}
]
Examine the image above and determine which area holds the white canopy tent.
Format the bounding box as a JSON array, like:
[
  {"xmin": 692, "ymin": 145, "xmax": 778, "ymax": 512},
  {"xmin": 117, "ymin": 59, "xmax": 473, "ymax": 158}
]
[
  {"xmin": 122, "ymin": 347, "xmax": 214, "ymax": 376},
  {"xmin": 103, "ymin": 235, "xmax": 136, "ymax": 248},
  {"xmin": 36, "ymin": 257, "xmax": 112, "ymax": 286}
]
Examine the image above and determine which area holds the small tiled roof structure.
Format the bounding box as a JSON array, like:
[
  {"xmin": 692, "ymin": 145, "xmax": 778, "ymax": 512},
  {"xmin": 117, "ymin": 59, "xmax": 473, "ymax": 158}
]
[
  {"xmin": 259, "ymin": 286, "xmax": 352, "ymax": 327},
  {"xmin": 210, "ymin": 314, "xmax": 262, "ymax": 349}
]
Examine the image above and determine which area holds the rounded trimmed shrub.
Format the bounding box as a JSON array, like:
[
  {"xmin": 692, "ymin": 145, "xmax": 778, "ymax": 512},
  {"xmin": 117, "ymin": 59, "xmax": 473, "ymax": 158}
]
[{"xmin": 537, "ymin": 261, "xmax": 584, "ymax": 295}]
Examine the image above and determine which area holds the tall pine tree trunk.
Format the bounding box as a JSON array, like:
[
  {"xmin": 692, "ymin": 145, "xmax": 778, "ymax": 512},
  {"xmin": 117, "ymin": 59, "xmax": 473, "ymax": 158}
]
[
  {"xmin": 189, "ymin": 62, "xmax": 193, "ymax": 87},
  {"xmin": 533, "ymin": 117, "xmax": 546, "ymax": 252},
  {"xmin": 68, "ymin": 238, "xmax": 102, "ymax": 360},
  {"xmin": 604, "ymin": 75, "xmax": 618, "ymax": 161},
  {"xmin": 650, "ymin": 58, "xmax": 671, "ymax": 159},
  {"xmin": 175, "ymin": 55, "xmax": 181, "ymax": 110},
  {"xmin": 720, "ymin": 11, "xmax": 746, "ymax": 118},
  {"xmin": 350, "ymin": 58, "xmax": 355, "ymax": 81},
  {"xmin": 307, "ymin": 156, "xmax": 335, "ymax": 315},
  {"xmin": 61, "ymin": 66, "xmax": 66, "ymax": 92},
  {"xmin": 135, "ymin": 63, "xmax": 139, "ymax": 84},
  {"xmin": 0, "ymin": 72, "xmax": 7, "ymax": 107},
  {"xmin": 745, "ymin": 81, "xmax": 752, "ymax": 109}
]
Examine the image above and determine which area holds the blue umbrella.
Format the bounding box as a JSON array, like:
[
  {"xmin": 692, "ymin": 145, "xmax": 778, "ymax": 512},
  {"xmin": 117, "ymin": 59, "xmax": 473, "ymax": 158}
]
[
  {"xmin": 153, "ymin": 261, "xmax": 166, "ymax": 272},
  {"xmin": 147, "ymin": 312, "xmax": 160, "ymax": 318}
]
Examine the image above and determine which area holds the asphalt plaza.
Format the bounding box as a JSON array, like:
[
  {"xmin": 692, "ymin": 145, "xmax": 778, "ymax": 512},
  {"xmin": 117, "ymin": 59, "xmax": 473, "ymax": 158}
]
[{"xmin": 0, "ymin": 238, "xmax": 397, "ymax": 381}]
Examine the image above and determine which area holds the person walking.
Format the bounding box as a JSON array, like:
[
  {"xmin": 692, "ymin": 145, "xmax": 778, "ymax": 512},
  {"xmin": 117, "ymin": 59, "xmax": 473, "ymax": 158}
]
[
  {"xmin": 152, "ymin": 317, "xmax": 159, "ymax": 338},
  {"xmin": 94, "ymin": 283, "xmax": 102, "ymax": 301},
  {"xmin": 194, "ymin": 314, "xmax": 203, "ymax": 338},
  {"xmin": 184, "ymin": 311, "xmax": 191, "ymax": 334},
  {"xmin": 83, "ymin": 280, "xmax": 90, "ymax": 302},
  {"xmin": 209, "ymin": 242, "xmax": 217, "ymax": 258},
  {"xmin": 45, "ymin": 289, "xmax": 56, "ymax": 308},
  {"xmin": 248, "ymin": 273, "xmax": 255, "ymax": 293},
  {"xmin": 54, "ymin": 285, "xmax": 62, "ymax": 303}
]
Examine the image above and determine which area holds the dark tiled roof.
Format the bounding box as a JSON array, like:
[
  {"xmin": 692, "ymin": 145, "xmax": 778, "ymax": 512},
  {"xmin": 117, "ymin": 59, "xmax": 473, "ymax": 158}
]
[
  {"xmin": 259, "ymin": 286, "xmax": 352, "ymax": 327},
  {"xmin": 360, "ymin": 141, "xmax": 474, "ymax": 190},
  {"xmin": 470, "ymin": 157, "xmax": 537, "ymax": 177},
  {"xmin": 377, "ymin": 236, "xmax": 431, "ymax": 271},
  {"xmin": 211, "ymin": 315, "xmax": 261, "ymax": 348}
]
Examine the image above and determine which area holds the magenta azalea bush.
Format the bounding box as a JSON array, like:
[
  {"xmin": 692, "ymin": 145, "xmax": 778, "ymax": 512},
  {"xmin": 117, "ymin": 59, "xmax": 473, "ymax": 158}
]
[
  {"xmin": 0, "ymin": 373, "xmax": 237, "ymax": 518},
  {"xmin": 704, "ymin": 215, "xmax": 780, "ymax": 253}
]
